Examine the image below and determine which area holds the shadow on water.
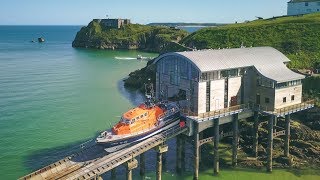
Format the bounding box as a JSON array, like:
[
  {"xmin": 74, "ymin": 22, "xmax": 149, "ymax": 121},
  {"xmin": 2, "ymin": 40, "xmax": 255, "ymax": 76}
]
[
  {"xmin": 23, "ymin": 133, "xmax": 104, "ymax": 172},
  {"xmin": 23, "ymin": 136, "xmax": 186, "ymax": 179},
  {"xmin": 117, "ymin": 79, "xmax": 145, "ymax": 106},
  {"xmin": 22, "ymin": 80, "xmax": 146, "ymax": 176}
]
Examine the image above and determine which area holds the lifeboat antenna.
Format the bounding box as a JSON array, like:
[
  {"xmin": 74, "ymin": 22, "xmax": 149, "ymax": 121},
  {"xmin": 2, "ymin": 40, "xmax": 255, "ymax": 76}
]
[{"xmin": 145, "ymin": 79, "xmax": 155, "ymax": 107}]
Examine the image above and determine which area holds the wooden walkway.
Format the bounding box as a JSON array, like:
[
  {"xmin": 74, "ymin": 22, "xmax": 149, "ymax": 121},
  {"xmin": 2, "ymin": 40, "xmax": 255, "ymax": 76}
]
[
  {"xmin": 261, "ymin": 100, "xmax": 315, "ymax": 117},
  {"xmin": 20, "ymin": 126, "xmax": 187, "ymax": 180},
  {"xmin": 181, "ymin": 104, "xmax": 252, "ymax": 122}
]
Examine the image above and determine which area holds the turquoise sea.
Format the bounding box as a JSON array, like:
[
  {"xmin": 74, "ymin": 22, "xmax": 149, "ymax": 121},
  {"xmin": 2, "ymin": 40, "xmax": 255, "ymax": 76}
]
[
  {"xmin": 0, "ymin": 26, "xmax": 158, "ymax": 179},
  {"xmin": 0, "ymin": 26, "xmax": 319, "ymax": 180}
]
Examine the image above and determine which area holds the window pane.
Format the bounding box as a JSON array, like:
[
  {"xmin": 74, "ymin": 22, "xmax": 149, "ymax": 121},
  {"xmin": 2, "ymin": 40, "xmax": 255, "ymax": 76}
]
[{"xmin": 283, "ymin": 97, "xmax": 287, "ymax": 103}]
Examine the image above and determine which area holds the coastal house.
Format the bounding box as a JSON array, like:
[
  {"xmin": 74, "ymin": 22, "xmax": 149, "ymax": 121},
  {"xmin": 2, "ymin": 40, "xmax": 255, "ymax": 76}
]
[
  {"xmin": 287, "ymin": 0, "xmax": 320, "ymax": 15},
  {"xmin": 93, "ymin": 18, "xmax": 131, "ymax": 29},
  {"xmin": 153, "ymin": 47, "xmax": 305, "ymax": 115}
]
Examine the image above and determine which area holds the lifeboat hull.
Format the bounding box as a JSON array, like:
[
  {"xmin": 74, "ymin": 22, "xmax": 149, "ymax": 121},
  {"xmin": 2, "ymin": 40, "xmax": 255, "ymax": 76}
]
[{"xmin": 97, "ymin": 113, "xmax": 180, "ymax": 153}]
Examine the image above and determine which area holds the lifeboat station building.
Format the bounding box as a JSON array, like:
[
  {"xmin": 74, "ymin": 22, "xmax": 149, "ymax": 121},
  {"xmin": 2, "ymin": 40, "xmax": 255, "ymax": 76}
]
[
  {"xmin": 153, "ymin": 47, "xmax": 314, "ymax": 178},
  {"xmin": 154, "ymin": 47, "xmax": 305, "ymax": 115}
]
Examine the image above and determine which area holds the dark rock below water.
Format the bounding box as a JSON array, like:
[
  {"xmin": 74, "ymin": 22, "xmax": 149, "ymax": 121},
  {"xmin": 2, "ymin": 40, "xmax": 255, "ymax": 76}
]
[
  {"xmin": 298, "ymin": 107, "xmax": 320, "ymax": 130},
  {"xmin": 38, "ymin": 37, "xmax": 45, "ymax": 43},
  {"xmin": 274, "ymin": 156, "xmax": 292, "ymax": 166},
  {"xmin": 257, "ymin": 144, "xmax": 266, "ymax": 156},
  {"xmin": 237, "ymin": 116, "xmax": 320, "ymax": 169},
  {"xmin": 291, "ymin": 122, "xmax": 320, "ymax": 142},
  {"xmin": 238, "ymin": 159, "xmax": 264, "ymax": 168}
]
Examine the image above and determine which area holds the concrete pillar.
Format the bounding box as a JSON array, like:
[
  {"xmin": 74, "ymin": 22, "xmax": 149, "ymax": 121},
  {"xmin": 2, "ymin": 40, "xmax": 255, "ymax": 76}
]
[
  {"xmin": 111, "ymin": 168, "xmax": 116, "ymax": 180},
  {"xmin": 176, "ymin": 136, "xmax": 182, "ymax": 174},
  {"xmin": 95, "ymin": 175, "xmax": 103, "ymax": 180},
  {"xmin": 156, "ymin": 144, "xmax": 168, "ymax": 180},
  {"xmin": 193, "ymin": 123, "xmax": 200, "ymax": 180},
  {"xmin": 253, "ymin": 111, "xmax": 259, "ymax": 157},
  {"xmin": 232, "ymin": 114, "xmax": 239, "ymax": 167},
  {"xmin": 267, "ymin": 115, "xmax": 275, "ymax": 172},
  {"xmin": 126, "ymin": 168, "xmax": 132, "ymax": 180},
  {"xmin": 140, "ymin": 153, "xmax": 145, "ymax": 177},
  {"xmin": 156, "ymin": 151, "xmax": 162, "ymax": 180},
  {"xmin": 125, "ymin": 159, "xmax": 138, "ymax": 180},
  {"xmin": 213, "ymin": 118, "xmax": 220, "ymax": 175},
  {"xmin": 284, "ymin": 114, "xmax": 290, "ymax": 157}
]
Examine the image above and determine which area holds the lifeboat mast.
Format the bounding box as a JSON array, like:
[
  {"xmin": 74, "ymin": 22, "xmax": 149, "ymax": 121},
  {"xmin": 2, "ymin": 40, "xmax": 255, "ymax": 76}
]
[{"xmin": 144, "ymin": 80, "xmax": 155, "ymax": 108}]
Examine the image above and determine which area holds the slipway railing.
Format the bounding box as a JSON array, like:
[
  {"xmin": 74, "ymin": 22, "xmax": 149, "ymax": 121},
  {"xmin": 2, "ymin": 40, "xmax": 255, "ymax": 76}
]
[
  {"xmin": 260, "ymin": 100, "xmax": 315, "ymax": 116},
  {"xmin": 181, "ymin": 103, "xmax": 253, "ymax": 122}
]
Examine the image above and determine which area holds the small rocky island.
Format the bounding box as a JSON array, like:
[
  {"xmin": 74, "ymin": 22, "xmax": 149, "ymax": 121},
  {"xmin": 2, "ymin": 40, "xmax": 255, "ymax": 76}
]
[{"xmin": 72, "ymin": 18, "xmax": 189, "ymax": 53}]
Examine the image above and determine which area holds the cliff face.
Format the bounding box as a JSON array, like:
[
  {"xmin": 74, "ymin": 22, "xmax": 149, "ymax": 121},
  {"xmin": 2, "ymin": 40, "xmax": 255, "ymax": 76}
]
[{"xmin": 72, "ymin": 21, "xmax": 189, "ymax": 53}]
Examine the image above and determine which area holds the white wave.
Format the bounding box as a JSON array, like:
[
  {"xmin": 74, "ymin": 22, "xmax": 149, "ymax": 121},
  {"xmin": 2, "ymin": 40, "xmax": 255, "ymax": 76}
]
[{"xmin": 114, "ymin": 57, "xmax": 137, "ymax": 60}]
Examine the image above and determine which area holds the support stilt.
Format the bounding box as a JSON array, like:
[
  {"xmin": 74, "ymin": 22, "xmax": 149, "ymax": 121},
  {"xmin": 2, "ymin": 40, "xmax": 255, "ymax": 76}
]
[
  {"xmin": 232, "ymin": 114, "xmax": 239, "ymax": 167},
  {"xmin": 267, "ymin": 115, "xmax": 275, "ymax": 172},
  {"xmin": 126, "ymin": 168, "xmax": 132, "ymax": 180},
  {"xmin": 156, "ymin": 152, "xmax": 162, "ymax": 180},
  {"xmin": 125, "ymin": 159, "xmax": 138, "ymax": 180},
  {"xmin": 213, "ymin": 118, "xmax": 220, "ymax": 175},
  {"xmin": 140, "ymin": 153, "xmax": 145, "ymax": 177},
  {"xmin": 95, "ymin": 175, "xmax": 103, "ymax": 180},
  {"xmin": 284, "ymin": 114, "xmax": 290, "ymax": 157},
  {"xmin": 156, "ymin": 144, "xmax": 168, "ymax": 180},
  {"xmin": 193, "ymin": 123, "xmax": 199, "ymax": 180},
  {"xmin": 253, "ymin": 111, "xmax": 259, "ymax": 157}
]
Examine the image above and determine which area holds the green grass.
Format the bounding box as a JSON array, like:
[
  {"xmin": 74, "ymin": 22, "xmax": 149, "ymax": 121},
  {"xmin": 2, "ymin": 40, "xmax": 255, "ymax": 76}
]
[
  {"xmin": 182, "ymin": 13, "xmax": 320, "ymax": 69},
  {"xmin": 145, "ymin": 143, "xmax": 320, "ymax": 180},
  {"xmin": 73, "ymin": 22, "xmax": 189, "ymax": 52},
  {"xmin": 303, "ymin": 76, "xmax": 320, "ymax": 106},
  {"xmin": 157, "ymin": 168, "xmax": 320, "ymax": 180}
]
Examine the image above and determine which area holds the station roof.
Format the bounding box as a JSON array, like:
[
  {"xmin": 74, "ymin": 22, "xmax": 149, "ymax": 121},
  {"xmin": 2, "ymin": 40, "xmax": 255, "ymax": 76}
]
[{"xmin": 154, "ymin": 47, "xmax": 304, "ymax": 83}]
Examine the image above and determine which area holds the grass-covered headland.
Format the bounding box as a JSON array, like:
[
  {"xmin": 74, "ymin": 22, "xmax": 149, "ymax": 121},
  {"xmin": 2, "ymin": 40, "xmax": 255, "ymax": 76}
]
[
  {"xmin": 72, "ymin": 20, "xmax": 189, "ymax": 53},
  {"xmin": 182, "ymin": 13, "xmax": 320, "ymax": 69},
  {"xmin": 123, "ymin": 13, "xmax": 320, "ymax": 104}
]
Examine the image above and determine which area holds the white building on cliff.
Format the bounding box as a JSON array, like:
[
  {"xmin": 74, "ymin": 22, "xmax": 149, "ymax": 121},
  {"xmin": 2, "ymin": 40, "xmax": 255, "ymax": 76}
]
[{"xmin": 288, "ymin": 0, "xmax": 320, "ymax": 15}]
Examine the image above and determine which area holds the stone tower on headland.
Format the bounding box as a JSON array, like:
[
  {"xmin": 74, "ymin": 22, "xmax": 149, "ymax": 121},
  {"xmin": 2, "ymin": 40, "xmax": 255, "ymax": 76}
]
[{"xmin": 93, "ymin": 18, "xmax": 131, "ymax": 29}]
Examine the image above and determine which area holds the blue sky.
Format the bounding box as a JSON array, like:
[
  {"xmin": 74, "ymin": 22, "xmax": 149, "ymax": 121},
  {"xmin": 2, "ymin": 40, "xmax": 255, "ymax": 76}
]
[{"xmin": 0, "ymin": 0, "xmax": 290, "ymax": 25}]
